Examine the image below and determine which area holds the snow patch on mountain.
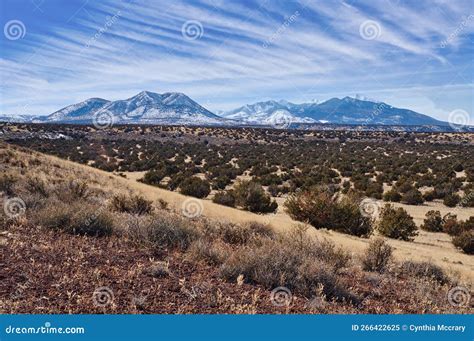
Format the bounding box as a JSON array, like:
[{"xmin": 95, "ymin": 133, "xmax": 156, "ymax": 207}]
[{"xmin": 42, "ymin": 91, "xmax": 229, "ymax": 126}]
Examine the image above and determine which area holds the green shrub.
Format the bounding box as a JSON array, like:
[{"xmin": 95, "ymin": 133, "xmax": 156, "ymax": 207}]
[
  {"xmin": 378, "ymin": 204, "xmax": 417, "ymax": 241},
  {"xmin": 157, "ymin": 199, "xmax": 168, "ymax": 209},
  {"xmin": 362, "ymin": 238, "xmax": 393, "ymax": 273},
  {"xmin": 219, "ymin": 240, "xmax": 352, "ymax": 301},
  {"xmin": 422, "ymin": 190, "xmax": 435, "ymax": 202},
  {"xmin": 216, "ymin": 221, "xmax": 274, "ymax": 245},
  {"xmin": 421, "ymin": 210, "xmax": 443, "ymax": 232},
  {"xmin": 442, "ymin": 214, "xmax": 462, "ymax": 236},
  {"xmin": 71, "ymin": 207, "xmax": 115, "ymax": 237},
  {"xmin": 110, "ymin": 194, "xmax": 154, "ymax": 215},
  {"xmin": 461, "ymin": 216, "xmax": 474, "ymax": 231},
  {"xmin": 25, "ymin": 176, "xmax": 49, "ymax": 197},
  {"xmin": 383, "ymin": 189, "xmax": 401, "ymax": 202},
  {"xmin": 284, "ymin": 188, "xmax": 372, "ymax": 237},
  {"xmin": 142, "ymin": 169, "xmax": 166, "ymax": 186},
  {"xmin": 267, "ymin": 184, "xmax": 280, "ymax": 197},
  {"xmin": 212, "ymin": 191, "xmax": 236, "ymax": 207},
  {"xmin": 36, "ymin": 202, "xmax": 114, "ymax": 237},
  {"xmin": 0, "ymin": 172, "xmax": 18, "ymax": 196},
  {"xmin": 443, "ymin": 193, "xmax": 461, "ymax": 207},
  {"xmin": 460, "ymin": 191, "xmax": 474, "ymax": 207},
  {"xmin": 179, "ymin": 177, "xmax": 211, "ymax": 198},
  {"xmin": 234, "ymin": 181, "xmax": 278, "ymax": 213},
  {"xmin": 211, "ymin": 176, "xmax": 231, "ymax": 190},
  {"xmin": 365, "ymin": 182, "xmax": 383, "ymax": 199},
  {"xmin": 452, "ymin": 231, "xmax": 474, "ymax": 254},
  {"xmin": 54, "ymin": 180, "xmax": 91, "ymax": 203},
  {"xmin": 144, "ymin": 261, "xmax": 170, "ymax": 277},
  {"xmin": 401, "ymin": 189, "xmax": 424, "ymax": 205},
  {"xmin": 187, "ymin": 239, "xmax": 230, "ymax": 265},
  {"xmin": 146, "ymin": 214, "xmax": 200, "ymax": 250},
  {"xmin": 67, "ymin": 180, "xmax": 90, "ymax": 199},
  {"xmin": 34, "ymin": 203, "xmax": 72, "ymax": 231},
  {"xmin": 399, "ymin": 261, "xmax": 449, "ymax": 284}
]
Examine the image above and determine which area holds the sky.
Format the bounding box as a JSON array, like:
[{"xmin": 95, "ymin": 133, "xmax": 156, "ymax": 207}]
[{"xmin": 0, "ymin": 0, "xmax": 473, "ymax": 121}]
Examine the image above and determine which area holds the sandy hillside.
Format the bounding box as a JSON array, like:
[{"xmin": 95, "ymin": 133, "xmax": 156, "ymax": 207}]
[{"xmin": 37, "ymin": 158, "xmax": 474, "ymax": 284}]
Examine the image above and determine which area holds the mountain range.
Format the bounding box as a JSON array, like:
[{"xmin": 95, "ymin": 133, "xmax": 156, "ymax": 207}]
[
  {"xmin": 0, "ymin": 91, "xmax": 455, "ymax": 128},
  {"xmin": 222, "ymin": 97, "xmax": 448, "ymax": 126},
  {"xmin": 37, "ymin": 91, "xmax": 227, "ymax": 126}
]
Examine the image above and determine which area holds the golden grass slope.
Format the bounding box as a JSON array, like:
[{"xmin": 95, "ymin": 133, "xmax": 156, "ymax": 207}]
[{"xmin": 8, "ymin": 144, "xmax": 471, "ymax": 285}]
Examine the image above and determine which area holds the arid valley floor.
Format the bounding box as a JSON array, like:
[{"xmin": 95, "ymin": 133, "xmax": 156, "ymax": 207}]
[{"xmin": 1, "ymin": 124, "xmax": 473, "ymax": 313}]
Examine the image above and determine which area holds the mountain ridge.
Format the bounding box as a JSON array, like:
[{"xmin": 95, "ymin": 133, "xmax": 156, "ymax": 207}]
[
  {"xmin": 37, "ymin": 91, "xmax": 228, "ymax": 126},
  {"xmin": 0, "ymin": 92, "xmax": 460, "ymax": 129},
  {"xmin": 222, "ymin": 96, "xmax": 449, "ymax": 126}
]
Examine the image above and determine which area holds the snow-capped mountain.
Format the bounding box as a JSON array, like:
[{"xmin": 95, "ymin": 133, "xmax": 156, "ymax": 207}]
[
  {"xmin": 45, "ymin": 98, "xmax": 110, "ymax": 123},
  {"xmin": 0, "ymin": 94, "xmax": 457, "ymax": 129},
  {"xmin": 223, "ymin": 100, "xmax": 317, "ymax": 124},
  {"xmin": 0, "ymin": 115, "xmax": 32, "ymax": 123},
  {"xmin": 223, "ymin": 97, "xmax": 450, "ymax": 126},
  {"xmin": 39, "ymin": 91, "xmax": 228, "ymax": 125}
]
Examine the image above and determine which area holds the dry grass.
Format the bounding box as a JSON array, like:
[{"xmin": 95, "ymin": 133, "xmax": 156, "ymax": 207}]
[
  {"xmin": 361, "ymin": 238, "xmax": 393, "ymax": 273},
  {"xmin": 1, "ymin": 143, "xmax": 472, "ymax": 314}
]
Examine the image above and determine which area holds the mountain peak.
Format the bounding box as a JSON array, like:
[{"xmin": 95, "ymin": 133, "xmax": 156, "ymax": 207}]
[
  {"xmin": 223, "ymin": 97, "xmax": 449, "ymax": 127},
  {"xmin": 130, "ymin": 91, "xmax": 161, "ymax": 101},
  {"xmin": 85, "ymin": 97, "xmax": 108, "ymax": 102},
  {"xmin": 42, "ymin": 91, "xmax": 225, "ymax": 125}
]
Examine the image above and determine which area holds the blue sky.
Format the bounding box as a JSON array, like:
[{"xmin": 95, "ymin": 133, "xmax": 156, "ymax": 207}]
[{"xmin": 0, "ymin": 0, "xmax": 473, "ymax": 120}]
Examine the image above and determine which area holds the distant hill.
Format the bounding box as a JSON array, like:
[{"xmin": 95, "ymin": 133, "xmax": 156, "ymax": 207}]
[
  {"xmin": 0, "ymin": 93, "xmax": 466, "ymax": 131},
  {"xmin": 222, "ymin": 97, "xmax": 449, "ymax": 126},
  {"xmin": 36, "ymin": 91, "xmax": 229, "ymax": 126}
]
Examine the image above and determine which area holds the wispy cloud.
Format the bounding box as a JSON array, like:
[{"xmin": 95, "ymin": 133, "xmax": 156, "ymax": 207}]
[{"xmin": 0, "ymin": 0, "xmax": 472, "ymax": 118}]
